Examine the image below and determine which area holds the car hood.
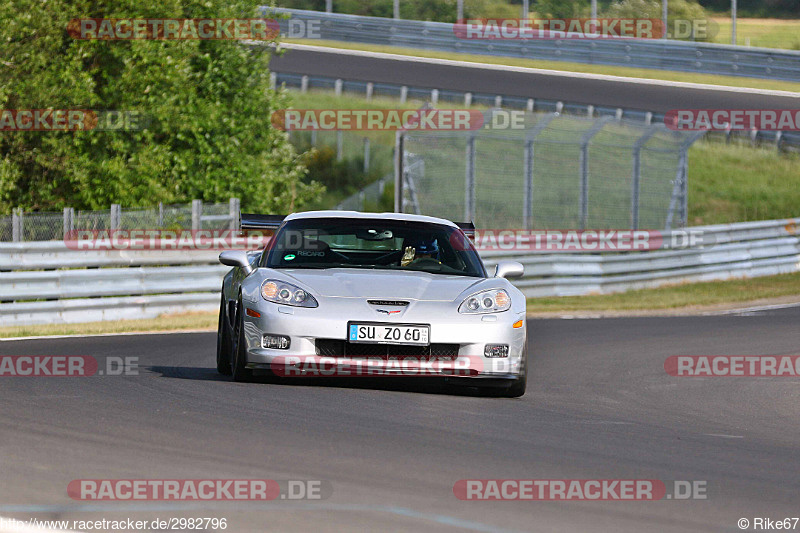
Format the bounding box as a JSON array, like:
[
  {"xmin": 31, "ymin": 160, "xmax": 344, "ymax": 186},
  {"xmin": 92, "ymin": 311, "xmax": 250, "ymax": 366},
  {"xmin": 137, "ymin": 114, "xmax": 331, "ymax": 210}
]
[{"xmin": 273, "ymin": 268, "xmax": 485, "ymax": 302}]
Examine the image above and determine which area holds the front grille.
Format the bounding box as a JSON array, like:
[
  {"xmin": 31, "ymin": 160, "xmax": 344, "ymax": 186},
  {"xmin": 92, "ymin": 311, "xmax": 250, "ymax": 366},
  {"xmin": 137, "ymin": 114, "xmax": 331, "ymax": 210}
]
[{"xmin": 315, "ymin": 339, "xmax": 459, "ymax": 359}]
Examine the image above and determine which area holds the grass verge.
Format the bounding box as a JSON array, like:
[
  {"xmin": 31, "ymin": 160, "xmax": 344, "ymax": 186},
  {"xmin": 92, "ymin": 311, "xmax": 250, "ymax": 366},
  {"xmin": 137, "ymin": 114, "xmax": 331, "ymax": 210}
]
[
  {"xmin": 285, "ymin": 39, "xmax": 800, "ymax": 93},
  {"xmin": 527, "ymin": 272, "xmax": 800, "ymax": 314},
  {"xmin": 0, "ymin": 311, "xmax": 217, "ymax": 339}
]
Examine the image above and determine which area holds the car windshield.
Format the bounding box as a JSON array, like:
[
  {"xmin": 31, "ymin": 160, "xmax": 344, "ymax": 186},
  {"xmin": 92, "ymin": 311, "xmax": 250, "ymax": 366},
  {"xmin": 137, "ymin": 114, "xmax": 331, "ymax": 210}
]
[{"xmin": 263, "ymin": 217, "xmax": 485, "ymax": 277}]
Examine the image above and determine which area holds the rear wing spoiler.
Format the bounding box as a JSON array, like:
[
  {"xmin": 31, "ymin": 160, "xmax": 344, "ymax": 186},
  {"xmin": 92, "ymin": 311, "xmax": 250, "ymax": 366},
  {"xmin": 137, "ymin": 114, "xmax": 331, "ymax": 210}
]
[
  {"xmin": 240, "ymin": 213, "xmax": 286, "ymax": 231},
  {"xmin": 455, "ymin": 221, "xmax": 475, "ymax": 239}
]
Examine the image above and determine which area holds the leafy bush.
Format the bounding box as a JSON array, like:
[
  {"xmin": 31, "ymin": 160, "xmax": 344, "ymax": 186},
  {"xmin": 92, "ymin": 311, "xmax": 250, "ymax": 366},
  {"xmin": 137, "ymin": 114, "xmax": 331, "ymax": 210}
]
[{"xmin": 0, "ymin": 0, "xmax": 322, "ymax": 213}]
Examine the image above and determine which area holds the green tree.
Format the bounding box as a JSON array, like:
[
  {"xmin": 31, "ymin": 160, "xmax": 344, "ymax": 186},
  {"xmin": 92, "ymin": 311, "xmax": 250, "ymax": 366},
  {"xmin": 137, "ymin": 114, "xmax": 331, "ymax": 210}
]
[{"xmin": 0, "ymin": 0, "xmax": 322, "ymax": 213}]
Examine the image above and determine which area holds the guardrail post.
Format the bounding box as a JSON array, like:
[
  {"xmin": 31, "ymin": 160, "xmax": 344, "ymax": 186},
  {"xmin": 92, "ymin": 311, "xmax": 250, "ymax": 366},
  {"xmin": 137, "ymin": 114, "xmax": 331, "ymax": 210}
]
[
  {"xmin": 494, "ymin": 95, "xmax": 502, "ymax": 108},
  {"xmin": 431, "ymin": 89, "xmax": 439, "ymax": 106},
  {"xmin": 363, "ymin": 137, "xmax": 370, "ymax": 173},
  {"xmin": 110, "ymin": 204, "xmax": 121, "ymax": 231},
  {"xmin": 334, "ymin": 78, "xmax": 342, "ymax": 97},
  {"xmin": 399, "ymin": 86, "xmax": 408, "ymax": 104},
  {"xmin": 229, "ymin": 198, "xmax": 240, "ymax": 230},
  {"xmin": 465, "ymin": 134, "xmax": 476, "ymax": 223},
  {"xmin": 366, "ymin": 82, "xmax": 373, "ymax": 101},
  {"xmin": 192, "ymin": 200, "xmax": 202, "ymax": 231},
  {"xmin": 393, "ymin": 132, "xmax": 404, "ymax": 213},
  {"xmin": 579, "ymin": 116, "xmax": 613, "ymax": 229},
  {"xmin": 12, "ymin": 207, "xmax": 22, "ymax": 242},
  {"xmin": 527, "ymin": 99, "xmax": 534, "ymax": 112},
  {"xmin": 464, "ymin": 92, "xmax": 472, "ymax": 107},
  {"xmin": 775, "ymin": 131, "xmax": 783, "ymax": 152},
  {"xmin": 587, "ymin": 105, "xmax": 594, "ymax": 117},
  {"xmin": 63, "ymin": 207, "xmax": 74, "ymax": 238},
  {"xmin": 300, "ymin": 75, "xmax": 309, "ymax": 93}
]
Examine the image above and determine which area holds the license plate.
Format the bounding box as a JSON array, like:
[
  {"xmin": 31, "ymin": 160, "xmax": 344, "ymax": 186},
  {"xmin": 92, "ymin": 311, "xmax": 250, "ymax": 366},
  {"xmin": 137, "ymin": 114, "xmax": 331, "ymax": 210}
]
[{"xmin": 348, "ymin": 322, "xmax": 430, "ymax": 346}]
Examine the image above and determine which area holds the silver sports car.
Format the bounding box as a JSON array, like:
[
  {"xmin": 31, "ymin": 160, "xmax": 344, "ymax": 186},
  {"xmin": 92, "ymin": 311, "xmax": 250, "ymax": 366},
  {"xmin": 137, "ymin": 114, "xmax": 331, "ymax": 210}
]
[{"xmin": 216, "ymin": 211, "xmax": 528, "ymax": 397}]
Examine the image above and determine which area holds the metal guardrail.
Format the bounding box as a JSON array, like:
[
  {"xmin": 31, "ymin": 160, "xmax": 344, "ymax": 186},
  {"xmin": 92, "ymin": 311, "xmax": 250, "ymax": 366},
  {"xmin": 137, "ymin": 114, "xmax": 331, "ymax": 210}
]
[
  {"xmin": 1, "ymin": 217, "xmax": 798, "ymax": 325},
  {"xmin": 481, "ymin": 218, "xmax": 800, "ymax": 297},
  {"xmin": 268, "ymin": 8, "xmax": 800, "ymax": 83}
]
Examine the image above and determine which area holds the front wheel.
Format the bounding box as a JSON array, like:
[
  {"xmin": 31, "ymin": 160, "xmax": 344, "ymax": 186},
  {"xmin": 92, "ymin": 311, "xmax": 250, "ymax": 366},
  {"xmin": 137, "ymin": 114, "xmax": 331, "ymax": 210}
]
[
  {"xmin": 231, "ymin": 300, "xmax": 253, "ymax": 383},
  {"xmin": 216, "ymin": 295, "xmax": 232, "ymax": 376}
]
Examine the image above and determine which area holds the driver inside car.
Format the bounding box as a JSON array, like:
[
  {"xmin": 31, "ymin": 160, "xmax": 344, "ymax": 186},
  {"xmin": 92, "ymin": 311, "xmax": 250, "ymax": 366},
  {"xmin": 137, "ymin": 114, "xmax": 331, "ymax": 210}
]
[{"xmin": 400, "ymin": 238, "xmax": 441, "ymax": 267}]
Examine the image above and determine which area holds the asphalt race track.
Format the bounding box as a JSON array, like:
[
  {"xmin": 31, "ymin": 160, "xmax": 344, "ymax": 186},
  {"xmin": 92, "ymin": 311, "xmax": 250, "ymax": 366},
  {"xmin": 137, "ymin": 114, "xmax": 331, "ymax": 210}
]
[
  {"xmin": 269, "ymin": 45, "xmax": 800, "ymax": 113},
  {"xmin": 1, "ymin": 307, "xmax": 799, "ymax": 532}
]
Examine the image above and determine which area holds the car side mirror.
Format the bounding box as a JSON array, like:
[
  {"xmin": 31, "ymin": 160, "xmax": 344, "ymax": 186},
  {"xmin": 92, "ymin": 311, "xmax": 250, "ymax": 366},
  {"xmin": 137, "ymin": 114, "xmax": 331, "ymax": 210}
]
[
  {"xmin": 219, "ymin": 250, "xmax": 254, "ymax": 276},
  {"xmin": 494, "ymin": 260, "xmax": 524, "ymax": 279}
]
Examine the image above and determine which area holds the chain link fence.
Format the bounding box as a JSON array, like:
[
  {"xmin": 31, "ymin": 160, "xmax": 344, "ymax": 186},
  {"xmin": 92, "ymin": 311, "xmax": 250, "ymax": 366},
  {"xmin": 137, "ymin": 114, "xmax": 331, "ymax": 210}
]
[
  {"xmin": 398, "ymin": 112, "xmax": 704, "ymax": 230},
  {"xmin": 0, "ymin": 199, "xmax": 240, "ymax": 242}
]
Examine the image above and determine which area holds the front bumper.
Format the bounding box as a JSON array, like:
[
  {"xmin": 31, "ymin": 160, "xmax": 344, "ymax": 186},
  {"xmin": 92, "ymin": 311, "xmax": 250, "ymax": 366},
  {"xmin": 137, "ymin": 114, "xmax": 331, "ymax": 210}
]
[{"xmin": 240, "ymin": 297, "xmax": 526, "ymax": 379}]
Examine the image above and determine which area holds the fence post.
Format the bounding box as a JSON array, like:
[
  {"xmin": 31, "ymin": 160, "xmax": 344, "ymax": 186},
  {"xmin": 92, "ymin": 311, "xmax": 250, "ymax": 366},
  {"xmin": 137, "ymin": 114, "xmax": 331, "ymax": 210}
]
[
  {"xmin": 464, "ymin": 92, "xmax": 472, "ymax": 107},
  {"xmin": 158, "ymin": 202, "xmax": 164, "ymax": 227},
  {"xmin": 12, "ymin": 207, "xmax": 22, "ymax": 242},
  {"xmin": 363, "ymin": 137, "xmax": 370, "ymax": 174},
  {"xmin": 579, "ymin": 116, "xmax": 613, "ymax": 229},
  {"xmin": 522, "ymin": 113, "xmax": 557, "ymax": 230},
  {"xmin": 366, "ymin": 82, "xmax": 373, "ymax": 101},
  {"xmin": 399, "ymin": 86, "xmax": 408, "ymax": 104},
  {"xmin": 336, "ymin": 131, "xmax": 343, "ymax": 161},
  {"xmin": 465, "ymin": 134, "xmax": 476, "ymax": 223},
  {"xmin": 431, "ymin": 89, "xmax": 439, "ymax": 106},
  {"xmin": 192, "ymin": 199, "xmax": 202, "ymax": 231},
  {"xmin": 63, "ymin": 207, "xmax": 74, "ymax": 238},
  {"xmin": 110, "ymin": 204, "xmax": 121, "ymax": 231},
  {"xmin": 334, "ymin": 78, "xmax": 343, "ymax": 97},
  {"xmin": 631, "ymin": 126, "xmax": 660, "ymax": 230},
  {"xmin": 310, "ymin": 130, "xmax": 317, "ymax": 146},
  {"xmin": 229, "ymin": 198, "xmax": 240, "ymax": 230},
  {"xmin": 393, "ymin": 132, "xmax": 404, "ymax": 213},
  {"xmin": 300, "ymin": 75, "xmax": 309, "ymax": 93}
]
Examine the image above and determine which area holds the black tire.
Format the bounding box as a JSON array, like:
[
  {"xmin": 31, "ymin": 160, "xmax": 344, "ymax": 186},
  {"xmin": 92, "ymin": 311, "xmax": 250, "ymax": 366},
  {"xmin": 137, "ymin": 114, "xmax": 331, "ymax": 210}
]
[
  {"xmin": 482, "ymin": 350, "xmax": 528, "ymax": 398},
  {"xmin": 500, "ymin": 371, "xmax": 527, "ymax": 398},
  {"xmin": 216, "ymin": 295, "xmax": 232, "ymax": 375},
  {"xmin": 231, "ymin": 300, "xmax": 253, "ymax": 382}
]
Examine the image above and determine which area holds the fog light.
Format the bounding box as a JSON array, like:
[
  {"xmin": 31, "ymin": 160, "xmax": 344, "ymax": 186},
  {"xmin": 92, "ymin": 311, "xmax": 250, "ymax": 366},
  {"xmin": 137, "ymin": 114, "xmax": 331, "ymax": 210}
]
[
  {"xmin": 484, "ymin": 344, "xmax": 509, "ymax": 358},
  {"xmin": 263, "ymin": 334, "xmax": 291, "ymax": 350}
]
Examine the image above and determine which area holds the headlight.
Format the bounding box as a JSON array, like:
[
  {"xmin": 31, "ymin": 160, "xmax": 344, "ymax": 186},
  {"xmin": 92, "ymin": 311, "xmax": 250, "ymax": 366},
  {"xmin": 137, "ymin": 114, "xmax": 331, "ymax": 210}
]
[
  {"xmin": 261, "ymin": 279, "xmax": 318, "ymax": 308},
  {"xmin": 459, "ymin": 289, "xmax": 511, "ymax": 314}
]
